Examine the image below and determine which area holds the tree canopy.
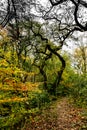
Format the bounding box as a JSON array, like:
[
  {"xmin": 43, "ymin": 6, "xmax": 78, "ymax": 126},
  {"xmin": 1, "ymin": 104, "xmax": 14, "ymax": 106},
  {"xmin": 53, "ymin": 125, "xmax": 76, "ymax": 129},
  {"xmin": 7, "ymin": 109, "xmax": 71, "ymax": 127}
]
[{"xmin": 0, "ymin": 1, "xmax": 87, "ymax": 129}]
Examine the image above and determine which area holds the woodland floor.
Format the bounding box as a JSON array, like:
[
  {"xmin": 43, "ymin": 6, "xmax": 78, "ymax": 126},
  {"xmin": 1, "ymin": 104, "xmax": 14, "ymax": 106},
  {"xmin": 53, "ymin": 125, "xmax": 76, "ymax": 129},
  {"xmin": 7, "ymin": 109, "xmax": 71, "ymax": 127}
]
[{"xmin": 23, "ymin": 97, "xmax": 87, "ymax": 130}]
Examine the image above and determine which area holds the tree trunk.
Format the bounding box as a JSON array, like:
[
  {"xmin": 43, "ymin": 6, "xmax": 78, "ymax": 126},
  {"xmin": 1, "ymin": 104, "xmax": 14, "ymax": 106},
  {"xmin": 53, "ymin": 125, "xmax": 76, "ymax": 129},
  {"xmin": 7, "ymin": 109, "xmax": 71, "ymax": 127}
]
[{"xmin": 47, "ymin": 44, "xmax": 66, "ymax": 94}]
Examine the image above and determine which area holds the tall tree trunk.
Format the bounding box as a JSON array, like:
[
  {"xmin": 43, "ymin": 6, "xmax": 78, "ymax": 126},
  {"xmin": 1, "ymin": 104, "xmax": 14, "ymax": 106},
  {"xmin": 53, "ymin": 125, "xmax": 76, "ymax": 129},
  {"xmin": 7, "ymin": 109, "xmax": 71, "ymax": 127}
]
[
  {"xmin": 53, "ymin": 53, "xmax": 66, "ymax": 93},
  {"xmin": 39, "ymin": 67, "xmax": 48, "ymax": 90},
  {"xmin": 47, "ymin": 44, "xmax": 66, "ymax": 94}
]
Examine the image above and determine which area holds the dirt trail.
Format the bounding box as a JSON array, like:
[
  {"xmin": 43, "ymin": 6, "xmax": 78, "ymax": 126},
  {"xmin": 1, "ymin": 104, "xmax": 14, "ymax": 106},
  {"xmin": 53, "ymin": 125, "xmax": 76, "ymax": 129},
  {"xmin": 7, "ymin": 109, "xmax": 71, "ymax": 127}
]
[
  {"xmin": 24, "ymin": 97, "xmax": 87, "ymax": 130},
  {"xmin": 53, "ymin": 98, "xmax": 82, "ymax": 130}
]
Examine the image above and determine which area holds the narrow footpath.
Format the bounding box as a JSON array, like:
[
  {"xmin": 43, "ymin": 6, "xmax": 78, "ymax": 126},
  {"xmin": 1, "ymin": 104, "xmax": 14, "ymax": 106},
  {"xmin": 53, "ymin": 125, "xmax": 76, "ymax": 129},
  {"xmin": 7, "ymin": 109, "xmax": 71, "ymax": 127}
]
[{"xmin": 24, "ymin": 97, "xmax": 87, "ymax": 130}]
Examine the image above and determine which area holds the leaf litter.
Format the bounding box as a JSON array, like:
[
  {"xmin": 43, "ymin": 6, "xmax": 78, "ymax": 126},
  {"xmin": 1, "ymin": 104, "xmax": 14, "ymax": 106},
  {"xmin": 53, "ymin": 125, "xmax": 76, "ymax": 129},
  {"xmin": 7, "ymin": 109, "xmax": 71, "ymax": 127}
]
[{"xmin": 23, "ymin": 97, "xmax": 87, "ymax": 130}]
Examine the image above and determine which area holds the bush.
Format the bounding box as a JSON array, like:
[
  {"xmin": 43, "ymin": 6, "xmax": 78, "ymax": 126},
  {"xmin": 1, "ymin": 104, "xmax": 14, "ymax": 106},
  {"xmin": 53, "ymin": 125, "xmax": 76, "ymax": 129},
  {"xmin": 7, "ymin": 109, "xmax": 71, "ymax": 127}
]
[
  {"xmin": 0, "ymin": 91, "xmax": 50, "ymax": 129},
  {"xmin": 27, "ymin": 91, "xmax": 50, "ymax": 108},
  {"xmin": 69, "ymin": 75, "xmax": 87, "ymax": 107}
]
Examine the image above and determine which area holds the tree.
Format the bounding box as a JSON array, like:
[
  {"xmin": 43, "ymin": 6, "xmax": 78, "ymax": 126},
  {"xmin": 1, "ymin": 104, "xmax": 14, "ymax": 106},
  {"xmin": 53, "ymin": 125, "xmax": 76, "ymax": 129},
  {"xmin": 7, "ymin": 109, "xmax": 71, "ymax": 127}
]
[
  {"xmin": 1, "ymin": 0, "xmax": 87, "ymax": 38},
  {"xmin": 0, "ymin": 0, "xmax": 87, "ymax": 92},
  {"xmin": 73, "ymin": 38, "xmax": 87, "ymax": 75}
]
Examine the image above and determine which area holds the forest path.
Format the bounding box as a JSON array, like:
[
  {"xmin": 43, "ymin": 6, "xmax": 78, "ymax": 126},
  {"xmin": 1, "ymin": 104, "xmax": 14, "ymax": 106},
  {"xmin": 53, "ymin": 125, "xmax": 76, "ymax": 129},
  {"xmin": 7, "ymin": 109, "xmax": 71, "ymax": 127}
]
[{"xmin": 24, "ymin": 97, "xmax": 87, "ymax": 130}]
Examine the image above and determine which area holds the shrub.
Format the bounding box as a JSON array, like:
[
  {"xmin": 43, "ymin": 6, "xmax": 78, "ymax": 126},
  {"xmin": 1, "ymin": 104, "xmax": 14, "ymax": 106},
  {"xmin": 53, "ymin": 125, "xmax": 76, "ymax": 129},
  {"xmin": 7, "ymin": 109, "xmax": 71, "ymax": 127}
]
[
  {"xmin": 0, "ymin": 91, "xmax": 50, "ymax": 129},
  {"xmin": 69, "ymin": 75, "xmax": 87, "ymax": 107}
]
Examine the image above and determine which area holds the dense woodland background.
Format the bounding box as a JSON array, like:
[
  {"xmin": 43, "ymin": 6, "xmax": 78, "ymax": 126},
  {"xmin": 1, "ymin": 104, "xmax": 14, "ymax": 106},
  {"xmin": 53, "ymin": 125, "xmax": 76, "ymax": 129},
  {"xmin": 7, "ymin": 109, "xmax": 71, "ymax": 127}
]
[{"xmin": 0, "ymin": 0, "xmax": 87, "ymax": 129}]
